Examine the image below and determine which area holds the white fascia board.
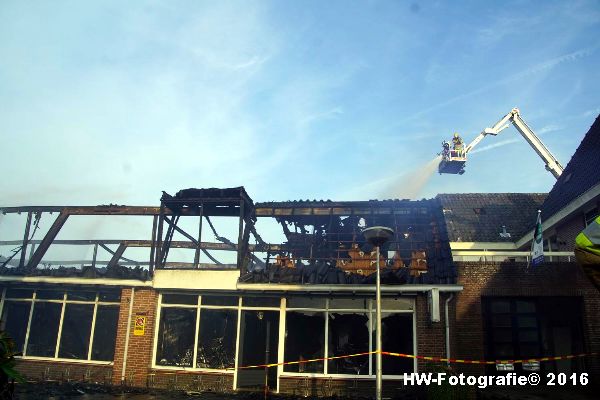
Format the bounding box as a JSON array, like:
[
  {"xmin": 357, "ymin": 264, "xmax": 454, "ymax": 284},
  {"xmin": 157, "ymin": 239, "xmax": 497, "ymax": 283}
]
[
  {"xmin": 516, "ymin": 182, "xmax": 600, "ymax": 249},
  {"xmin": 236, "ymin": 283, "xmax": 463, "ymax": 293},
  {"xmin": 450, "ymin": 242, "xmax": 517, "ymax": 250},
  {"xmin": 153, "ymin": 269, "xmax": 240, "ymax": 290},
  {"xmin": 0, "ymin": 275, "xmax": 152, "ymax": 287}
]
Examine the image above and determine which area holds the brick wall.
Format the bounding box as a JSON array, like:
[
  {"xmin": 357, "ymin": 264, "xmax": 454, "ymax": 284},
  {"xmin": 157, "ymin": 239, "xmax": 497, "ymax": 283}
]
[
  {"xmin": 415, "ymin": 293, "xmax": 453, "ymax": 371},
  {"xmin": 15, "ymin": 359, "xmax": 112, "ymax": 384},
  {"xmin": 148, "ymin": 370, "xmax": 233, "ymax": 392},
  {"xmin": 112, "ymin": 287, "xmax": 158, "ymax": 387},
  {"xmin": 454, "ymin": 261, "xmax": 600, "ymax": 378}
]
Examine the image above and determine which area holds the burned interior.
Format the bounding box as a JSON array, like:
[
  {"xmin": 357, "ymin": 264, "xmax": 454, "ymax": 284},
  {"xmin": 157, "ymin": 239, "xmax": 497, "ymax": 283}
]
[
  {"xmin": 245, "ymin": 198, "xmax": 456, "ymax": 285},
  {"xmin": 0, "ymin": 187, "xmax": 455, "ymax": 284}
]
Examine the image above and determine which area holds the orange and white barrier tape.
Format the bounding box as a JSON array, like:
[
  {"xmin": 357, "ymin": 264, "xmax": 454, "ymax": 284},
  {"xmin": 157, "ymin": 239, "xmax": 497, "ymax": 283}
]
[
  {"xmin": 231, "ymin": 351, "xmax": 375, "ymax": 370},
  {"xmin": 231, "ymin": 351, "xmax": 599, "ymax": 370},
  {"xmin": 138, "ymin": 351, "xmax": 599, "ymax": 373}
]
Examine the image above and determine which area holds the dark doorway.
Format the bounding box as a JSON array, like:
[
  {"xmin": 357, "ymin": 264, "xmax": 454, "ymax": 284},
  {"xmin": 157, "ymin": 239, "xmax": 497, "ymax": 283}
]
[{"xmin": 237, "ymin": 310, "xmax": 279, "ymax": 391}]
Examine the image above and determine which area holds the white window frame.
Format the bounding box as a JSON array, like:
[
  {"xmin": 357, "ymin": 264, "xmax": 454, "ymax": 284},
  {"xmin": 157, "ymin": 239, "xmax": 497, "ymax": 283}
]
[
  {"xmin": 151, "ymin": 292, "xmax": 240, "ymax": 375},
  {"xmin": 280, "ymin": 297, "xmax": 416, "ymax": 381},
  {"xmin": 151, "ymin": 292, "xmax": 417, "ymax": 393},
  {"xmin": 0, "ymin": 287, "xmax": 120, "ymax": 365}
]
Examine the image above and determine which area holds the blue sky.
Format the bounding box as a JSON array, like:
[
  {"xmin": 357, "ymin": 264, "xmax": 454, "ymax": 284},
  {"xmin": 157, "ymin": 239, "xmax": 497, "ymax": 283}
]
[{"xmin": 1, "ymin": 0, "xmax": 599, "ymax": 207}]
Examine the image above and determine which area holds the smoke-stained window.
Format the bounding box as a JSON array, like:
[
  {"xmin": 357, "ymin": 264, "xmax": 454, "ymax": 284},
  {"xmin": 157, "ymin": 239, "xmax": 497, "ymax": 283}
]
[
  {"xmin": 284, "ymin": 311, "xmax": 325, "ymax": 373},
  {"xmin": 328, "ymin": 312, "xmax": 370, "ymax": 375},
  {"xmin": 156, "ymin": 308, "xmax": 196, "ymax": 367},
  {"xmin": 374, "ymin": 313, "xmax": 414, "ymax": 375},
  {"xmin": 91, "ymin": 306, "xmax": 119, "ymax": 361},
  {"xmin": 0, "ymin": 288, "xmax": 121, "ymax": 362},
  {"xmin": 27, "ymin": 302, "xmax": 62, "ymax": 357},
  {"xmin": 197, "ymin": 309, "xmax": 237, "ymax": 369},
  {"xmin": 283, "ymin": 296, "xmax": 414, "ymax": 377},
  {"xmin": 0, "ymin": 301, "xmax": 31, "ymax": 353},
  {"xmin": 154, "ymin": 294, "xmax": 239, "ymax": 371},
  {"xmin": 58, "ymin": 304, "xmax": 94, "ymax": 359}
]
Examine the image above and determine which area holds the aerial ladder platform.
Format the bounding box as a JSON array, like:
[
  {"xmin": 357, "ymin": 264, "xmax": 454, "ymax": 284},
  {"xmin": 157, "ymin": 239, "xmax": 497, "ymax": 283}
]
[{"xmin": 438, "ymin": 108, "xmax": 564, "ymax": 179}]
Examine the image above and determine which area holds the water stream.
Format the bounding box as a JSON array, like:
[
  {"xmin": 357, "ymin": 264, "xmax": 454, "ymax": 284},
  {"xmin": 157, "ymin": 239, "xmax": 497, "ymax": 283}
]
[{"xmin": 379, "ymin": 155, "xmax": 441, "ymax": 200}]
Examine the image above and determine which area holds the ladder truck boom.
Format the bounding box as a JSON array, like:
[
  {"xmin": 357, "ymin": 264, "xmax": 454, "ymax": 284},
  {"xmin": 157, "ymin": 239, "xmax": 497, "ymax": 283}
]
[{"xmin": 439, "ymin": 108, "xmax": 564, "ymax": 179}]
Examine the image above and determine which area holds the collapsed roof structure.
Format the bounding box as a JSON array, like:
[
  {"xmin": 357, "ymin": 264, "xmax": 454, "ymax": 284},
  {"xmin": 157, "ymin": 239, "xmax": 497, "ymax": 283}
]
[{"xmin": 1, "ymin": 190, "xmax": 456, "ymax": 286}]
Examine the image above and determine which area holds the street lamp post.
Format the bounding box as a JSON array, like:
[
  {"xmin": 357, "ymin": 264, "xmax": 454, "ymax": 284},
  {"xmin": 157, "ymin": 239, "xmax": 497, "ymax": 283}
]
[{"xmin": 363, "ymin": 226, "xmax": 394, "ymax": 400}]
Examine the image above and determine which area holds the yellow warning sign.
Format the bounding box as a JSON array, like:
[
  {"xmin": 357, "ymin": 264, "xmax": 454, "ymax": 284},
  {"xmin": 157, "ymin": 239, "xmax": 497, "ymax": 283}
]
[{"xmin": 133, "ymin": 315, "xmax": 146, "ymax": 336}]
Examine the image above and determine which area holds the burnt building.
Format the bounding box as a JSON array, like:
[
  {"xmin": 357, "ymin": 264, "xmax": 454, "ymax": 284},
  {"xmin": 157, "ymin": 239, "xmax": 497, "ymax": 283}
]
[{"xmin": 0, "ymin": 116, "xmax": 599, "ymax": 397}]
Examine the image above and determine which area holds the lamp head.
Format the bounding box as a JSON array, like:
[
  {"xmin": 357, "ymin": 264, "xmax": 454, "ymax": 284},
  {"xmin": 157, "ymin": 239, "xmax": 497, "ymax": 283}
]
[{"xmin": 363, "ymin": 226, "xmax": 394, "ymax": 247}]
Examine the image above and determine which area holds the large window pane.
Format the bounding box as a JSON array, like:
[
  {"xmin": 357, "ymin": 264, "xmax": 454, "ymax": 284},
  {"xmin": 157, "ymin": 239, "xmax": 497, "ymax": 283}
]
[
  {"xmin": 1, "ymin": 301, "xmax": 31, "ymax": 353},
  {"xmin": 284, "ymin": 311, "xmax": 325, "ymax": 373},
  {"xmin": 156, "ymin": 308, "xmax": 196, "ymax": 367},
  {"xmin": 328, "ymin": 313, "xmax": 369, "ymax": 375},
  {"xmin": 27, "ymin": 302, "xmax": 62, "ymax": 357},
  {"xmin": 91, "ymin": 306, "xmax": 119, "ymax": 361},
  {"xmin": 197, "ymin": 309, "xmax": 237, "ymax": 369},
  {"xmin": 58, "ymin": 304, "xmax": 94, "ymax": 359},
  {"xmin": 376, "ymin": 313, "xmax": 414, "ymax": 375}
]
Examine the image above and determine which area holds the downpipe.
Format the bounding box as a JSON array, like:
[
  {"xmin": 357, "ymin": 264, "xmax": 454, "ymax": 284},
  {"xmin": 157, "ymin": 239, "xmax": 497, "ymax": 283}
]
[
  {"xmin": 445, "ymin": 293, "xmax": 454, "ymax": 367},
  {"xmin": 121, "ymin": 287, "xmax": 135, "ymax": 384}
]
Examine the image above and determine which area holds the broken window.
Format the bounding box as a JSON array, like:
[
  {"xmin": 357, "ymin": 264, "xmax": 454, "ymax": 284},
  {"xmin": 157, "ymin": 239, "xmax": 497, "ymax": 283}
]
[
  {"xmin": 196, "ymin": 309, "xmax": 237, "ymax": 369},
  {"xmin": 1, "ymin": 301, "xmax": 31, "ymax": 353},
  {"xmin": 284, "ymin": 311, "xmax": 325, "ymax": 373},
  {"xmin": 58, "ymin": 304, "xmax": 94, "ymax": 359},
  {"xmin": 237, "ymin": 310, "xmax": 279, "ymax": 389},
  {"xmin": 91, "ymin": 305, "xmax": 119, "ymax": 361},
  {"xmin": 156, "ymin": 308, "xmax": 196, "ymax": 367},
  {"xmin": 27, "ymin": 302, "xmax": 62, "ymax": 357},
  {"xmin": 328, "ymin": 312, "xmax": 370, "ymax": 375},
  {"xmin": 373, "ymin": 313, "xmax": 414, "ymax": 375}
]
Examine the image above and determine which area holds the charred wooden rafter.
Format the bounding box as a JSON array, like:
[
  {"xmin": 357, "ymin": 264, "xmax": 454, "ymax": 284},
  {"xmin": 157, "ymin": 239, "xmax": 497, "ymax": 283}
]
[{"xmin": 0, "ymin": 190, "xmax": 455, "ymax": 284}]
